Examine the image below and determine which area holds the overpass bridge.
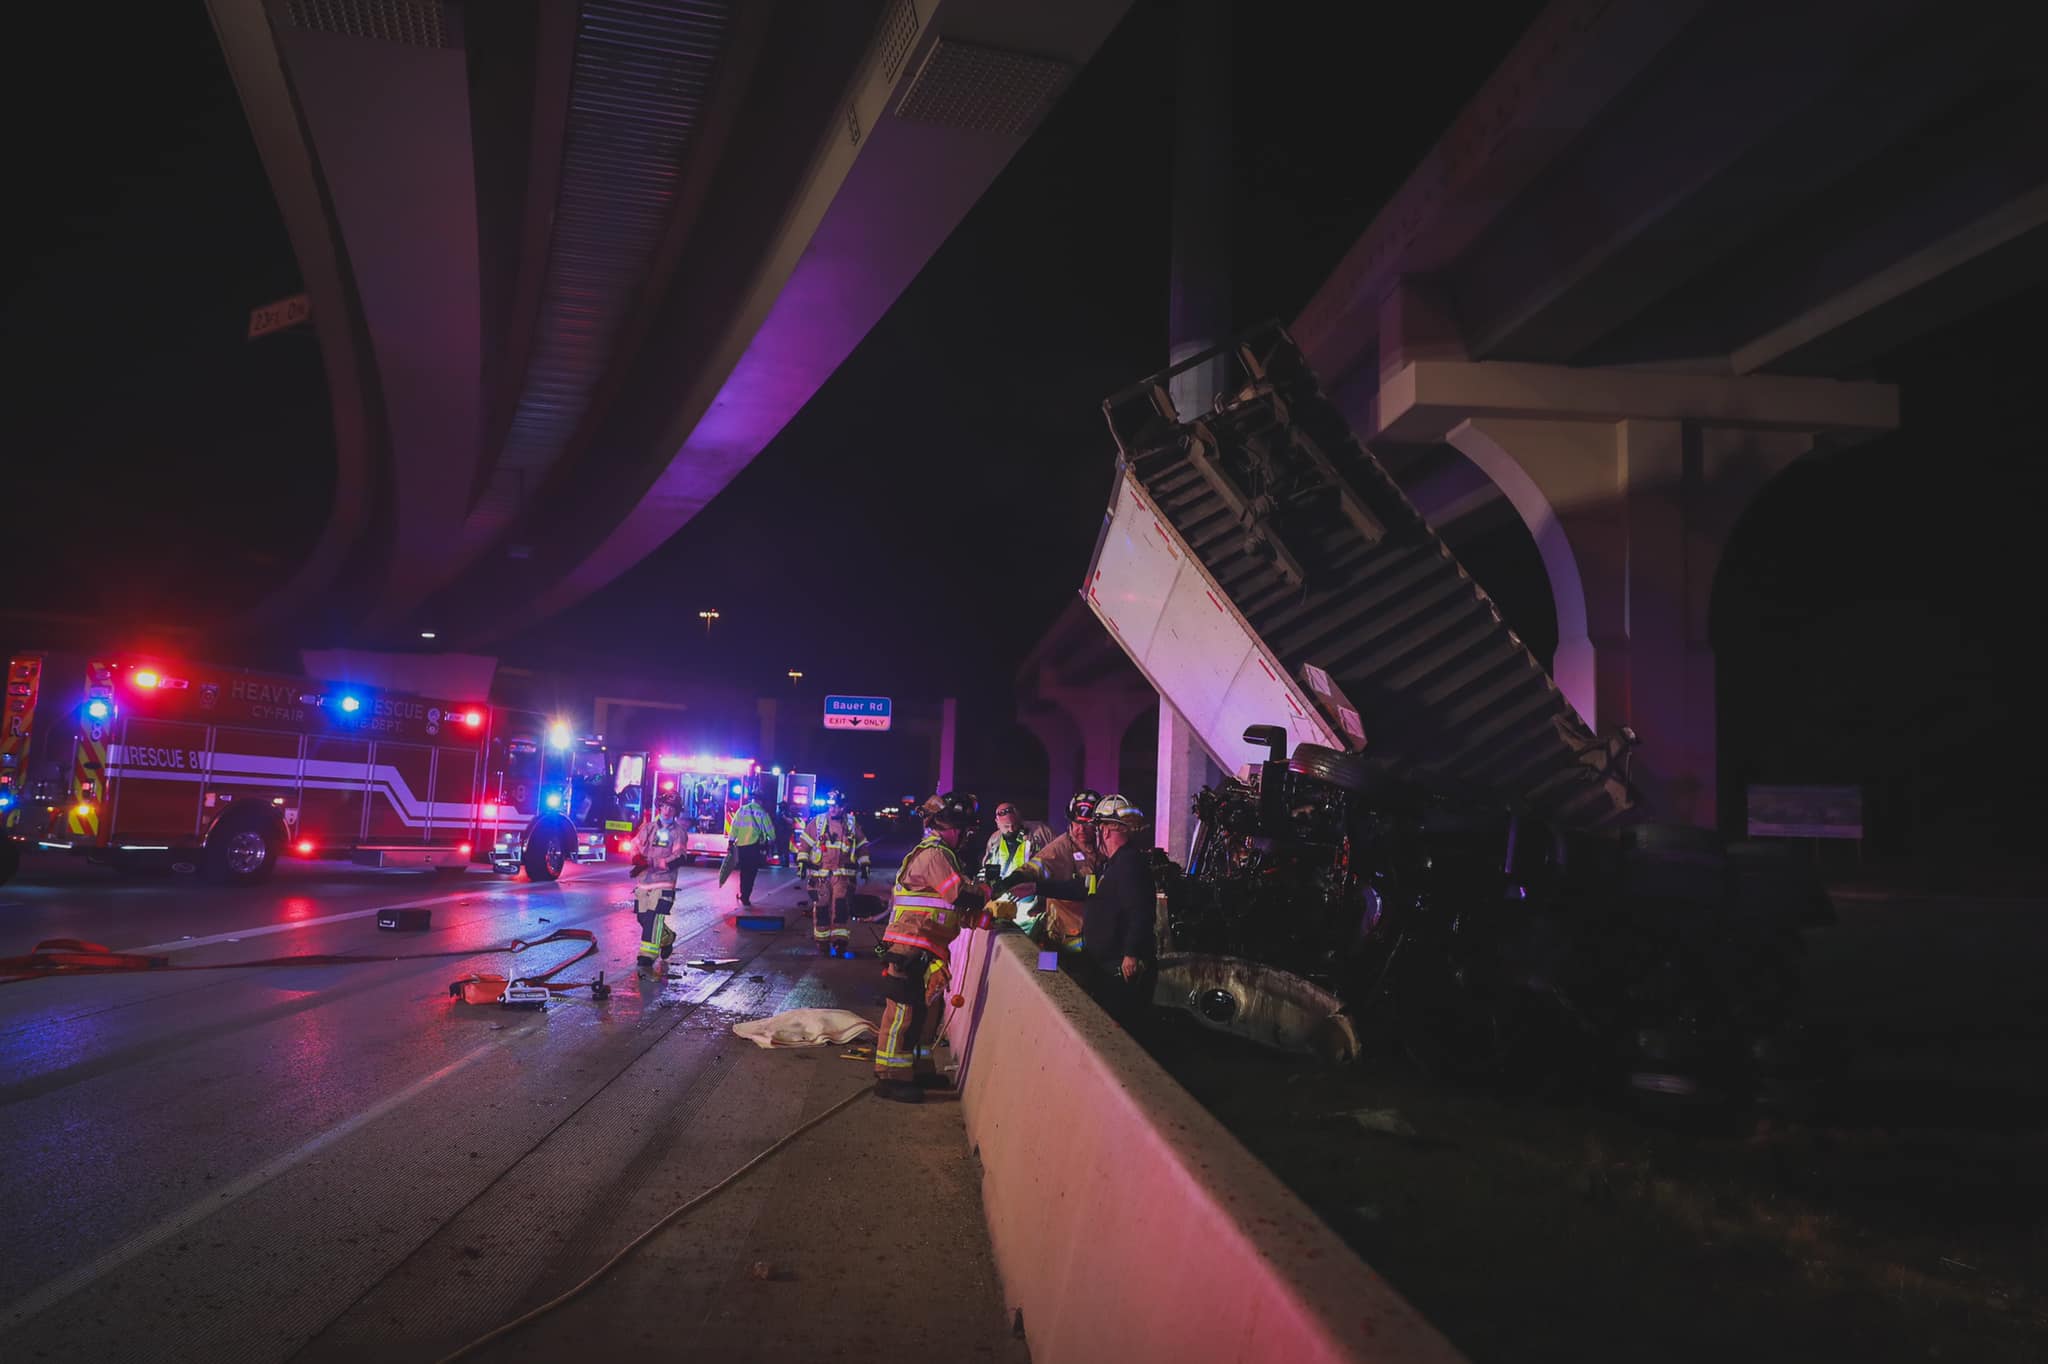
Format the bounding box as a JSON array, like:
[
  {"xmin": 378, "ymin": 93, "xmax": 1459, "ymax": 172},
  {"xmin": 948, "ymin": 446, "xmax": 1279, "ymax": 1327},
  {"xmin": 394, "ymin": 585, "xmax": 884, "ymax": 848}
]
[
  {"xmin": 1028, "ymin": 0, "xmax": 2047, "ymax": 838},
  {"xmin": 207, "ymin": 0, "xmax": 1127, "ymax": 646}
]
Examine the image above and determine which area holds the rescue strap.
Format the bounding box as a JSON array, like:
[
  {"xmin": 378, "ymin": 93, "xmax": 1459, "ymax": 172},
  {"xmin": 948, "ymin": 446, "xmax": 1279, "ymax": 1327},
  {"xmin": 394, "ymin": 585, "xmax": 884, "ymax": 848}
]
[{"xmin": 0, "ymin": 928, "xmax": 604, "ymax": 995}]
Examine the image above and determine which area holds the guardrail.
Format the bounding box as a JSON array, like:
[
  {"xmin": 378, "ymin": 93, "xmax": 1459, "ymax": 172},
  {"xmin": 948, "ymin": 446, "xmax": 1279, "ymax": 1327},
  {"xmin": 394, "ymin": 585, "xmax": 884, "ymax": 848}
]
[{"xmin": 943, "ymin": 930, "xmax": 1466, "ymax": 1363}]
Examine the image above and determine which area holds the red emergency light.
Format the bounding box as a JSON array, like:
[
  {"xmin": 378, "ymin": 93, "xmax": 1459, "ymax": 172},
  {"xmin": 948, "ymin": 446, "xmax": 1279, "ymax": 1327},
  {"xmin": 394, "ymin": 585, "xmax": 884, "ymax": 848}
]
[
  {"xmin": 462, "ymin": 710, "xmax": 483, "ymax": 729},
  {"xmin": 133, "ymin": 670, "xmax": 161, "ymax": 689},
  {"xmin": 458, "ymin": 842, "xmax": 472, "ymax": 856},
  {"xmin": 295, "ymin": 839, "xmax": 315, "ymax": 855}
]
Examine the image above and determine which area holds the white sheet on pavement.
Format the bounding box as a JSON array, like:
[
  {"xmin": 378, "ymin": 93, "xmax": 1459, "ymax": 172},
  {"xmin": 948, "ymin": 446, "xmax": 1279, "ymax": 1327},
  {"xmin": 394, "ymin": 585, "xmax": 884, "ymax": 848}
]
[{"xmin": 732, "ymin": 1007, "xmax": 877, "ymax": 1049}]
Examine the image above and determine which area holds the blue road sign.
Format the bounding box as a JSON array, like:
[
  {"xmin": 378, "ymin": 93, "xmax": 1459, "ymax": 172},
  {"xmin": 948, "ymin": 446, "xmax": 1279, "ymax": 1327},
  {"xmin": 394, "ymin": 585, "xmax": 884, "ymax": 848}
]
[{"xmin": 823, "ymin": 695, "xmax": 892, "ymax": 731}]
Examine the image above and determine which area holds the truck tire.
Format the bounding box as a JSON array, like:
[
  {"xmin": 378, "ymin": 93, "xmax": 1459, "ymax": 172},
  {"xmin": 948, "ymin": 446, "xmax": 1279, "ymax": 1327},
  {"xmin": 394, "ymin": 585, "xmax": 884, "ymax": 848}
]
[
  {"xmin": 1288, "ymin": 743, "xmax": 1372, "ymax": 793},
  {"xmin": 204, "ymin": 815, "xmax": 281, "ymax": 885},
  {"xmin": 522, "ymin": 817, "xmax": 574, "ymax": 882}
]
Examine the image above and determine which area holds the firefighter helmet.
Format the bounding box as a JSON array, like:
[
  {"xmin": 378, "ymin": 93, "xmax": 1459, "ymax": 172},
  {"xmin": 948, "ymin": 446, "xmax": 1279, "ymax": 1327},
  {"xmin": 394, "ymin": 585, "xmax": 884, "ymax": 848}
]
[
  {"xmin": 1093, "ymin": 794, "xmax": 1148, "ymax": 834},
  {"xmin": 920, "ymin": 791, "xmax": 978, "ymax": 831},
  {"xmin": 1067, "ymin": 789, "xmax": 1101, "ymax": 822},
  {"xmin": 825, "ymin": 788, "xmax": 847, "ymax": 809},
  {"xmin": 653, "ymin": 788, "xmax": 681, "ymax": 814}
]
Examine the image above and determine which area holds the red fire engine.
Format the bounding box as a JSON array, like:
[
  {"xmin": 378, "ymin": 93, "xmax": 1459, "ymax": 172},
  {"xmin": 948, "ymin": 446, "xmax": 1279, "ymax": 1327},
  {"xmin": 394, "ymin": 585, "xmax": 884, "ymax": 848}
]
[{"xmin": 0, "ymin": 651, "xmax": 597, "ymax": 886}]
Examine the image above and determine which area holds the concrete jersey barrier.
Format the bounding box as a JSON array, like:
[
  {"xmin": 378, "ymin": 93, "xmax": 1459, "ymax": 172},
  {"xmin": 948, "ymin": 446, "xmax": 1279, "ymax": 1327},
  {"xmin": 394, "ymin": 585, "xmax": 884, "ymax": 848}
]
[{"xmin": 943, "ymin": 929, "xmax": 1465, "ymax": 1363}]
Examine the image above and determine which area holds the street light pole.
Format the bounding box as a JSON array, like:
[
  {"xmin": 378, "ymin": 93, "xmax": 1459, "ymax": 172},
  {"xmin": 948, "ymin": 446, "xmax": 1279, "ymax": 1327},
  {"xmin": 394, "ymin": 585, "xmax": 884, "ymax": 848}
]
[
  {"xmin": 698, "ymin": 608, "xmax": 720, "ymax": 635},
  {"xmin": 787, "ymin": 670, "xmax": 804, "ymax": 687}
]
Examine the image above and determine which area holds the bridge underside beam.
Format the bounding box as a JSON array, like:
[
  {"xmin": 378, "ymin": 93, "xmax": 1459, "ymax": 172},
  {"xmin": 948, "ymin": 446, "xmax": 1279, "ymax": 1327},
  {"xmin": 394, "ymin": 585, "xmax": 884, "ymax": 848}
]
[{"xmin": 1447, "ymin": 1, "xmax": 2017, "ymax": 365}]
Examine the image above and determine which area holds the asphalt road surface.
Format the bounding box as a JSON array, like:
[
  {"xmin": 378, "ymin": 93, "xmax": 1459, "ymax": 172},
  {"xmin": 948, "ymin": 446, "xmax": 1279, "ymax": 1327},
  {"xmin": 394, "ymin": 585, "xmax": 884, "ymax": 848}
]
[{"xmin": 0, "ymin": 852, "xmax": 1018, "ymax": 1362}]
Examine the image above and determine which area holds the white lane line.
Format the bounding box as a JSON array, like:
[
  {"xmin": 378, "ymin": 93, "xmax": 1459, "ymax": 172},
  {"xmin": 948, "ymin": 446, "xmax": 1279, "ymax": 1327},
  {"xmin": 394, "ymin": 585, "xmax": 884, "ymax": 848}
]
[
  {"xmin": 118, "ymin": 869, "xmax": 626, "ymax": 955},
  {"xmin": 0, "ymin": 1032, "xmax": 510, "ymax": 1331}
]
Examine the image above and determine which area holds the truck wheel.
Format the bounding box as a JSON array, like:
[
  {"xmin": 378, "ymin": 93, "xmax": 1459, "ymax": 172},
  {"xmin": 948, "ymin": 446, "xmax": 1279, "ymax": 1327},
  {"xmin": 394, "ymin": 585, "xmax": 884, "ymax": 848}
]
[
  {"xmin": 1288, "ymin": 743, "xmax": 1372, "ymax": 793},
  {"xmin": 205, "ymin": 818, "xmax": 280, "ymax": 885},
  {"xmin": 522, "ymin": 819, "xmax": 572, "ymax": 882}
]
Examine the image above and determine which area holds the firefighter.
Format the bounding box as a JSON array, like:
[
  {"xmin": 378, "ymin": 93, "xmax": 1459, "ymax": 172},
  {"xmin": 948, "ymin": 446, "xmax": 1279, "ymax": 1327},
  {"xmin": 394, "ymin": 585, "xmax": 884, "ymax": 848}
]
[
  {"xmin": 798, "ymin": 789, "xmax": 871, "ymax": 956},
  {"xmin": 978, "ymin": 800, "xmax": 1041, "ymax": 935},
  {"xmin": 1015, "ymin": 789, "xmax": 1104, "ymax": 955},
  {"xmin": 873, "ymin": 791, "xmax": 1009, "ymax": 1104},
  {"xmin": 997, "ymin": 794, "xmax": 1157, "ymax": 1021},
  {"xmin": 630, "ymin": 789, "xmax": 687, "ymax": 975}
]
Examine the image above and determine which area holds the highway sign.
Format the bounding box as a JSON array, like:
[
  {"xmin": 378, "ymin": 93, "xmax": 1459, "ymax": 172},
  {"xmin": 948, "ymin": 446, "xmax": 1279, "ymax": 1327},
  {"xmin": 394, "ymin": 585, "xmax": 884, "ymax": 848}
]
[
  {"xmin": 248, "ymin": 292, "xmax": 312, "ymax": 340},
  {"xmin": 823, "ymin": 695, "xmax": 891, "ymax": 731}
]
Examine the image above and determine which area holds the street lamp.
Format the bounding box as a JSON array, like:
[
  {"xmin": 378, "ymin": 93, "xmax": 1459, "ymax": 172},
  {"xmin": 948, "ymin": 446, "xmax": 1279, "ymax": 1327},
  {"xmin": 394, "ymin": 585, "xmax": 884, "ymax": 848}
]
[
  {"xmin": 787, "ymin": 670, "xmax": 804, "ymax": 686},
  {"xmin": 698, "ymin": 609, "xmax": 720, "ymax": 634}
]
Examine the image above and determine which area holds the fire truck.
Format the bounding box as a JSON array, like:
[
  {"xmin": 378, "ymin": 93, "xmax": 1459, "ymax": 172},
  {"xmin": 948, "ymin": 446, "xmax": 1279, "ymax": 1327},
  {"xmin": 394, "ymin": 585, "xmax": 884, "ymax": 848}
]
[{"xmin": 0, "ymin": 651, "xmax": 596, "ymax": 887}]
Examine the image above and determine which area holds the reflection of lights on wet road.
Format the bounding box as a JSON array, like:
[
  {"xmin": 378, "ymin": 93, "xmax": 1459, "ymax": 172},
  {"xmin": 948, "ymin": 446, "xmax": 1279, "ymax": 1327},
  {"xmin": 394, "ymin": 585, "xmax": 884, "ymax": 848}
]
[{"xmin": 283, "ymin": 898, "xmax": 317, "ymax": 922}]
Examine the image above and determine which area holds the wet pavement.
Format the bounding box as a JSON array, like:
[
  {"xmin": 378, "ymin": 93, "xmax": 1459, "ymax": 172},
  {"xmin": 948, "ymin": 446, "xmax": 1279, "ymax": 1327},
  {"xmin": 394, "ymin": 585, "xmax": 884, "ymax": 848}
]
[{"xmin": 0, "ymin": 853, "xmax": 1022, "ymax": 1362}]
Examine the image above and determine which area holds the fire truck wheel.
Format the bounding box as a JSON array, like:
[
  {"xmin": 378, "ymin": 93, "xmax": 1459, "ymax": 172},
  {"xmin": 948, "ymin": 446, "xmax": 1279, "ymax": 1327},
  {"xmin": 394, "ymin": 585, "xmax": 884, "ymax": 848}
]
[
  {"xmin": 204, "ymin": 818, "xmax": 280, "ymax": 885},
  {"xmin": 522, "ymin": 818, "xmax": 573, "ymax": 882}
]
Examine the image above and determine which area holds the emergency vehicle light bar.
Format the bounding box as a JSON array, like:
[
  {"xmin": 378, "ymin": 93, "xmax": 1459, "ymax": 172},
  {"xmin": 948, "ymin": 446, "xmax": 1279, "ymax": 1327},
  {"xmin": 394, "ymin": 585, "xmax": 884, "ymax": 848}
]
[{"xmin": 654, "ymin": 755, "xmax": 755, "ymax": 776}]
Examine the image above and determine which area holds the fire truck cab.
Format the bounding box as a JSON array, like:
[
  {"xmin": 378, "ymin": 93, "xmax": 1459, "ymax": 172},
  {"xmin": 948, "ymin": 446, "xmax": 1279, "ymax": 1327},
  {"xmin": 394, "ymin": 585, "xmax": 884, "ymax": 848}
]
[
  {"xmin": 484, "ymin": 726, "xmax": 616, "ymax": 877},
  {"xmin": 1, "ymin": 651, "xmax": 530, "ymax": 887}
]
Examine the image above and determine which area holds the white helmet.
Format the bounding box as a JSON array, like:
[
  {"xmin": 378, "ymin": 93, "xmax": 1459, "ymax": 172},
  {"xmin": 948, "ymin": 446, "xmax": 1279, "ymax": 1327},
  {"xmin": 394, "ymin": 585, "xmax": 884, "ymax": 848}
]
[{"xmin": 1092, "ymin": 794, "xmax": 1148, "ymax": 834}]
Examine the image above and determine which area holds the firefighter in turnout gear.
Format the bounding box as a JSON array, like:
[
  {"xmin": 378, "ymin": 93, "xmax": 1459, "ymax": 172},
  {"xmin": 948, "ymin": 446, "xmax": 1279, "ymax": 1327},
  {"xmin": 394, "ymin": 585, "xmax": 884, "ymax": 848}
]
[
  {"xmin": 630, "ymin": 789, "xmax": 687, "ymax": 975},
  {"xmin": 873, "ymin": 792, "xmax": 1011, "ymax": 1104},
  {"xmin": 798, "ymin": 790, "xmax": 870, "ymax": 956},
  {"xmin": 1017, "ymin": 789, "xmax": 1105, "ymax": 956}
]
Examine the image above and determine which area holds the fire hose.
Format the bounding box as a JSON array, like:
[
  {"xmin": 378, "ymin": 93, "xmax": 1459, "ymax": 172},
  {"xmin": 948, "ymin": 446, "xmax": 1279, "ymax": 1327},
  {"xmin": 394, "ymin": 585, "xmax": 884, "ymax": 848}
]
[{"xmin": 0, "ymin": 928, "xmax": 611, "ymax": 1000}]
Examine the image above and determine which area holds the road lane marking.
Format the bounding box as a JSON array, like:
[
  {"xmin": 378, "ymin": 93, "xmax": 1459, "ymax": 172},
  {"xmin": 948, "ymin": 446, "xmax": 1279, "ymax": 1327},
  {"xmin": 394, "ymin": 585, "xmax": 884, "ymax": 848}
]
[
  {"xmin": 119, "ymin": 869, "xmax": 628, "ymax": 955},
  {"xmin": 0, "ymin": 1031, "xmax": 513, "ymax": 1332}
]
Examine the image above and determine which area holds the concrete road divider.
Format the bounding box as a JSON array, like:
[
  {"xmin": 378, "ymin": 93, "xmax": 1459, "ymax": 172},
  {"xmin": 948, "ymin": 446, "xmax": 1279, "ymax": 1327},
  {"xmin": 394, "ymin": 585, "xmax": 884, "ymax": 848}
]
[{"xmin": 944, "ymin": 930, "xmax": 1466, "ymax": 1363}]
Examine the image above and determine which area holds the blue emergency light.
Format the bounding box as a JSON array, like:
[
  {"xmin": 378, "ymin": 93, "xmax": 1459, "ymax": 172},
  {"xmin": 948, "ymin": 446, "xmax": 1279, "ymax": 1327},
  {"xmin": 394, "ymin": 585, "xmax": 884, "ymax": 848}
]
[
  {"xmin": 86, "ymin": 699, "xmax": 110, "ymax": 720},
  {"xmin": 339, "ymin": 695, "xmax": 362, "ymax": 713},
  {"xmin": 544, "ymin": 791, "xmax": 563, "ymax": 811},
  {"xmin": 730, "ymin": 782, "xmax": 743, "ymax": 797},
  {"xmin": 0, "ymin": 792, "xmax": 14, "ymax": 810}
]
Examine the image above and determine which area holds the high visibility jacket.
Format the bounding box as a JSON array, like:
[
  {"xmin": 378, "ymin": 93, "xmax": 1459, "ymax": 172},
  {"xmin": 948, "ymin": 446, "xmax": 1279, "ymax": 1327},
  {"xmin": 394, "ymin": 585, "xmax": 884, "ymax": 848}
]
[
  {"xmin": 799, "ymin": 813, "xmax": 871, "ymax": 877},
  {"xmin": 882, "ymin": 835, "xmax": 990, "ymax": 957},
  {"xmin": 981, "ymin": 828, "xmax": 1038, "ymax": 915},
  {"xmin": 728, "ymin": 801, "xmax": 776, "ymax": 847}
]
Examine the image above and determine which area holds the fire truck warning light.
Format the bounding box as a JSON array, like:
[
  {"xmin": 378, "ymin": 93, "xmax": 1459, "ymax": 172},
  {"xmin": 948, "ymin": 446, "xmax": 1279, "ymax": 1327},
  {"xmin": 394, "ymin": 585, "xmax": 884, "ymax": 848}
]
[{"xmin": 133, "ymin": 670, "xmax": 161, "ymax": 689}]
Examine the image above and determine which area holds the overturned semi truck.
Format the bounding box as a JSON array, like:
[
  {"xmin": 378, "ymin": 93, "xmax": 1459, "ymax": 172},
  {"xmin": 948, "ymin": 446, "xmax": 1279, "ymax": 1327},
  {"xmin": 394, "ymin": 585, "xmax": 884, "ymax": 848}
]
[{"xmin": 1085, "ymin": 324, "xmax": 1829, "ymax": 1108}]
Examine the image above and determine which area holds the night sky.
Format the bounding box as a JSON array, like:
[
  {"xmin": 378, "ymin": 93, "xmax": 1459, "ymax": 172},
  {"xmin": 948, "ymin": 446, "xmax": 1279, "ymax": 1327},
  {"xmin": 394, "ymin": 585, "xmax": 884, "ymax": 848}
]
[{"xmin": 4, "ymin": 2, "xmax": 2041, "ymax": 876}]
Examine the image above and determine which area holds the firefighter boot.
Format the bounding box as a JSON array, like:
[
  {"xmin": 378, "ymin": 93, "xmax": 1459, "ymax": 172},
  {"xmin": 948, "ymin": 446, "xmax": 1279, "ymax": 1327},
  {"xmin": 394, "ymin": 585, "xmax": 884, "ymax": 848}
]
[{"xmin": 873, "ymin": 1079, "xmax": 924, "ymax": 1104}]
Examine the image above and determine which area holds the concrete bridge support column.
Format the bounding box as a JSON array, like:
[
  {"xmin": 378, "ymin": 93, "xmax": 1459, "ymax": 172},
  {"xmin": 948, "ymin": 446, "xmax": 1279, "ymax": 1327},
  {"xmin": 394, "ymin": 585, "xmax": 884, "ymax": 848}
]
[
  {"xmin": 1449, "ymin": 416, "xmax": 1813, "ymax": 828},
  {"xmin": 1022, "ymin": 708, "xmax": 1081, "ymax": 828},
  {"xmin": 1155, "ymin": 701, "xmax": 1219, "ymax": 864}
]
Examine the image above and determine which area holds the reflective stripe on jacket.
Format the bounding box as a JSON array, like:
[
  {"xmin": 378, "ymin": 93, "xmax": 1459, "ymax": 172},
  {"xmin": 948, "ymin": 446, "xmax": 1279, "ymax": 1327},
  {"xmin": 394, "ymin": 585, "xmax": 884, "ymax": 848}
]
[
  {"xmin": 883, "ymin": 835, "xmax": 985, "ymax": 956},
  {"xmin": 800, "ymin": 813, "xmax": 870, "ymax": 876}
]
